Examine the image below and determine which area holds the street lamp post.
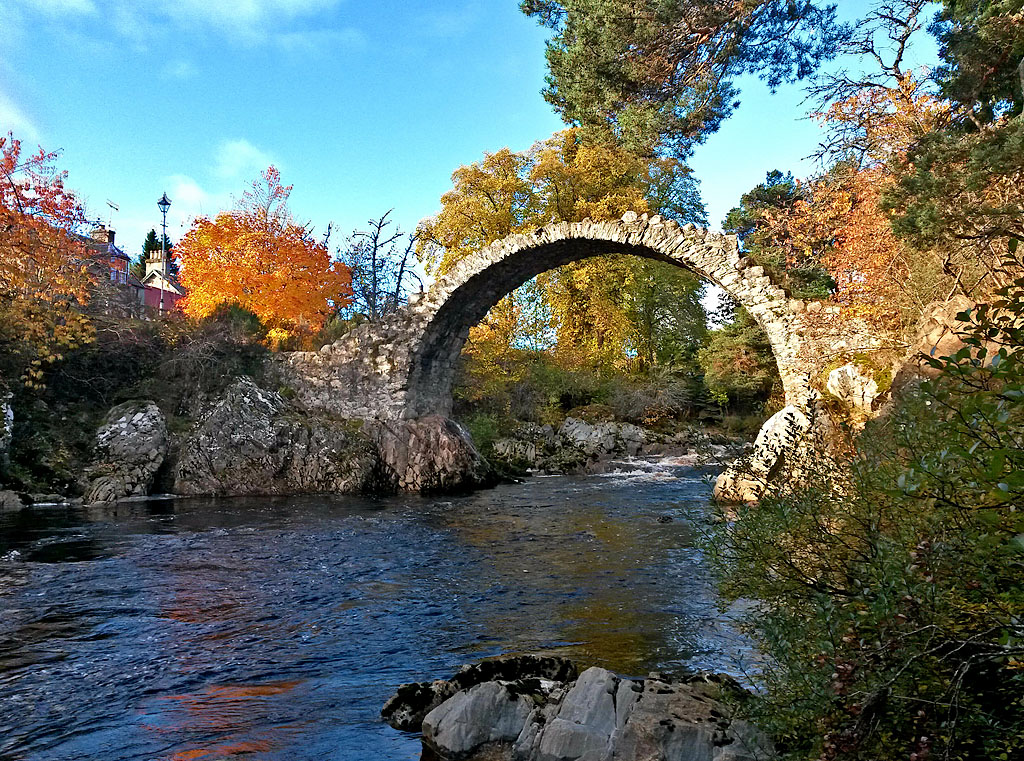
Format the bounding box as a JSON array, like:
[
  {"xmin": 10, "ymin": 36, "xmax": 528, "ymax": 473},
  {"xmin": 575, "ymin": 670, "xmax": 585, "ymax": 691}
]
[{"xmin": 157, "ymin": 193, "xmax": 171, "ymax": 315}]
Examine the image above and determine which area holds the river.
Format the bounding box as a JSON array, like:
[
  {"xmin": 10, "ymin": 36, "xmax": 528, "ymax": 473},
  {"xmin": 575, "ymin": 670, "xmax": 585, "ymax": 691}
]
[{"xmin": 0, "ymin": 457, "xmax": 755, "ymax": 760}]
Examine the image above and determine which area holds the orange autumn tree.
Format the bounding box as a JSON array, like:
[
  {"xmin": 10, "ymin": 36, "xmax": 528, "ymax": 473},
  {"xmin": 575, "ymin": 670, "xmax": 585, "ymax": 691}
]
[
  {"xmin": 813, "ymin": 75, "xmax": 950, "ymax": 328},
  {"xmin": 754, "ymin": 73, "xmax": 951, "ymax": 331},
  {"xmin": 0, "ymin": 131, "xmax": 94, "ymax": 388},
  {"xmin": 176, "ymin": 167, "xmax": 351, "ymax": 340}
]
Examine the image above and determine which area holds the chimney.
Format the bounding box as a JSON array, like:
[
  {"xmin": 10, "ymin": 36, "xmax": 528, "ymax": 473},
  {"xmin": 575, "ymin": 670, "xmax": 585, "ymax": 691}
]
[{"xmin": 91, "ymin": 225, "xmax": 115, "ymax": 245}]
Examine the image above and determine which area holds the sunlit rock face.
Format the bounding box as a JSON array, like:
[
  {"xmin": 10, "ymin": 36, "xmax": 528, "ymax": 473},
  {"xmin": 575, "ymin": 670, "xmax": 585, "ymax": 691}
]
[
  {"xmin": 173, "ymin": 377, "xmax": 491, "ymax": 496},
  {"xmin": 174, "ymin": 377, "xmax": 380, "ymax": 497},
  {"xmin": 827, "ymin": 363, "xmax": 880, "ymax": 412},
  {"xmin": 713, "ymin": 405, "xmax": 814, "ymax": 504},
  {"xmin": 383, "ymin": 657, "xmax": 773, "ymax": 761}
]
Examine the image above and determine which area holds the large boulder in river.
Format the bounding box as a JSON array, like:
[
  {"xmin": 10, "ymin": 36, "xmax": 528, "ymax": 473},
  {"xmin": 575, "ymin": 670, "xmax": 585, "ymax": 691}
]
[
  {"xmin": 385, "ymin": 659, "xmax": 772, "ymax": 761},
  {"xmin": 174, "ymin": 376, "xmax": 380, "ymax": 497},
  {"xmin": 383, "ymin": 655, "xmax": 578, "ymax": 731},
  {"xmin": 366, "ymin": 416, "xmax": 495, "ymax": 493},
  {"xmin": 714, "ymin": 405, "xmax": 812, "ymax": 504},
  {"xmin": 423, "ymin": 681, "xmax": 537, "ymax": 758},
  {"xmin": 82, "ymin": 401, "xmax": 168, "ymax": 503}
]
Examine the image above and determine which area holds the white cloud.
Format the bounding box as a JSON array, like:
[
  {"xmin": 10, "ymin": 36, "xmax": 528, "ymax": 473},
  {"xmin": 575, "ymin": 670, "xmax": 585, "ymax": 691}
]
[
  {"xmin": 168, "ymin": 173, "xmax": 224, "ymax": 214},
  {"xmin": 161, "ymin": 0, "xmax": 341, "ymax": 29},
  {"xmin": 4, "ymin": 0, "xmax": 357, "ymax": 47},
  {"xmin": 419, "ymin": 3, "xmax": 481, "ymax": 39},
  {"xmin": 162, "ymin": 60, "xmax": 198, "ymax": 80},
  {"xmin": 275, "ymin": 27, "xmax": 366, "ymax": 54},
  {"xmin": 0, "ymin": 89, "xmax": 40, "ymax": 143},
  {"xmin": 214, "ymin": 139, "xmax": 276, "ymax": 181}
]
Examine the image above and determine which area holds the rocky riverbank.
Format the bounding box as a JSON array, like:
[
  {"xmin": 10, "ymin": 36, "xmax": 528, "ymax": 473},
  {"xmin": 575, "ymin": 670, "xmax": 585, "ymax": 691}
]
[
  {"xmin": 382, "ymin": 655, "xmax": 772, "ymax": 761},
  {"xmin": 0, "ymin": 376, "xmax": 496, "ymax": 509},
  {"xmin": 487, "ymin": 417, "xmax": 746, "ymax": 476},
  {"xmin": 0, "ymin": 374, "xmax": 752, "ymax": 509}
]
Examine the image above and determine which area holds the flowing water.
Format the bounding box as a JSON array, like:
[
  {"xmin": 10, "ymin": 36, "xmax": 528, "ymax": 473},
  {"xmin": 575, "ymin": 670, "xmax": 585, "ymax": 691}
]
[{"xmin": 0, "ymin": 457, "xmax": 756, "ymax": 761}]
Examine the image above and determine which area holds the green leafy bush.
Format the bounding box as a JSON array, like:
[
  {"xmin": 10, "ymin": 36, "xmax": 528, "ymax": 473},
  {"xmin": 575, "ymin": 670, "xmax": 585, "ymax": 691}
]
[
  {"xmin": 698, "ymin": 308, "xmax": 780, "ymax": 409},
  {"xmin": 709, "ymin": 273, "xmax": 1024, "ymax": 760}
]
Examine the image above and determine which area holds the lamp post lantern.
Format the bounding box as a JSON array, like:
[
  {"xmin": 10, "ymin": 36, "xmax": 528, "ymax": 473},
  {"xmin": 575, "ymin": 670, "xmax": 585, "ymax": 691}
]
[{"xmin": 156, "ymin": 193, "xmax": 171, "ymax": 315}]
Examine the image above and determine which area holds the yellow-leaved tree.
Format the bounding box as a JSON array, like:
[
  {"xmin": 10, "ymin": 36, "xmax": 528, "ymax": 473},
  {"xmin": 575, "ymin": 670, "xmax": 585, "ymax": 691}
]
[
  {"xmin": 0, "ymin": 131, "xmax": 95, "ymax": 388},
  {"xmin": 416, "ymin": 129, "xmax": 706, "ymax": 377}
]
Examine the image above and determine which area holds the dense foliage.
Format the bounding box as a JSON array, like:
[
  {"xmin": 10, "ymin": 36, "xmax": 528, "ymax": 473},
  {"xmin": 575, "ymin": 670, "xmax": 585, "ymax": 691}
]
[
  {"xmin": 521, "ymin": 0, "xmax": 847, "ymax": 160},
  {"xmin": 175, "ymin": 167, "xmax": 352, "ymax": 339},
  {"xmin": 696, "ymin": 2, "xmax": 1024, "ymax": 758},
  {"xmin": 418, "ymin": 128, "xmax": 712, "ymax": 375},
  {"xmin": 710, "ymin": 271, "xmax": 1024, "ymax": 760},
  {"xmin": 0, "ymin": 132, "xmax": 94, "ymax": 390},
  {"xmin": 4, "ymin": 305, "xmax": 269, "ymax": 493}
]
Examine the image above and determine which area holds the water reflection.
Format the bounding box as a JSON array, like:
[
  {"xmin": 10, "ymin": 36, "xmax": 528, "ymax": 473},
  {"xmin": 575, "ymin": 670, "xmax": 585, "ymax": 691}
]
[
  {"xmin": 149, "ymin": 680, "xmax": 309, "ymax": 760},
  {"xmin": 0, "ymin": 458, "xmax": 752, "ymax": 760}
]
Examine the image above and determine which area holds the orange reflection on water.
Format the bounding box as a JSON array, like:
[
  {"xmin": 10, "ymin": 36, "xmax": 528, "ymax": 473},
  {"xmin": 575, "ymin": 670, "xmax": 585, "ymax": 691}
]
[{"xmin": 149, "ymin": 679, "xmax": 308, "ymax": 760}]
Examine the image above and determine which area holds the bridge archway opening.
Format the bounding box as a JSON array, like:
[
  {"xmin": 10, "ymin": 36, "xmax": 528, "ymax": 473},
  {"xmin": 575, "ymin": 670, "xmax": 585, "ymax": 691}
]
[{"xmin": 401, "ymin": 220, "xmax": 804, "ymax": 420}]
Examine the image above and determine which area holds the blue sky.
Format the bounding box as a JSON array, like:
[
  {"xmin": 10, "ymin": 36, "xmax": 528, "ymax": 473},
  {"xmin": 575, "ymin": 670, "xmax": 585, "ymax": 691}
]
[{"xmin": 1, "ymin": 0, "xmax": 940, "ymax": 259}]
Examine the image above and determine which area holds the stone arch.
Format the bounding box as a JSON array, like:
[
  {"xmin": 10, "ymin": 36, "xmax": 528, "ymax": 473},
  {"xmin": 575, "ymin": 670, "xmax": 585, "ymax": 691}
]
[
  {"xmin": 403, "ymin": 214, "xmax": 811, "ymax": 418},
  {"xmin": 277, "ymin": 214, "xmax": 815, "ymax": 421}
]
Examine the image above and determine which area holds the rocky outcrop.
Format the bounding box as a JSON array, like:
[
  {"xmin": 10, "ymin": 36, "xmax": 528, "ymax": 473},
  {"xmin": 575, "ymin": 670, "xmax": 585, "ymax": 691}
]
[
  {"xmin": 714, "ymin": 405, "xmax": 813, "ymax": 504},
  {"xmin": 0, "ymin": 489, "xmax": 22, "ymax": 512},
  {"xmin": 82, "ymin": 401, "xmax": 168, "ymax": 503},
  {"xmin": 173, "ymin": 377, "xmax": 491, "ymax": 497},
  {"xmin": 490, "ymin": 418, "xmax": 719, "ymax": 475},
  {"xmin": 367, "ymin": 416, "xmax": 494, "ymax": 493},
  {"xmin": 384, "ymin": 658, "xmax": 772, "ymax": 761},
  {"xmin": 558, "ymin": 417, "xmax": 646, "ymax": 457},
  {"xmin": 174, "ymin": 377, "xmax": 380, "ymax": 497},
  {"xmin": 826, "ymin": 363, "xmax": 879, "ymax": 413},
  {"xmin": 382, "ymin": 656, "xmax": 578, "ymax": 731},
  {"xmin": 889, "ymin": 296, "xmax": 990, "ymax": 397}
]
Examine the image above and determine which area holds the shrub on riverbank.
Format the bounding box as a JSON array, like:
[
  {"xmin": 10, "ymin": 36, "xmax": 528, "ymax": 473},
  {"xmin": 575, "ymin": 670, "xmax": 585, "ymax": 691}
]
[
  {"xmin": 709, "ymin": 274, "xmax": 1024, "ymax": 760},
  {"xmin": 2, "ymin": 307, "xmax": 268, "ymax": 493},
  {"xmin": 451, "ymin": 345, "xmax": 752, "ymax": 451}
]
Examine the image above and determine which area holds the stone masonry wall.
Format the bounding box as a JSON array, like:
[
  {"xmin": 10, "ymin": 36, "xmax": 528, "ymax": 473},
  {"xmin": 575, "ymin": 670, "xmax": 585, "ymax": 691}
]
[{"xmin": 272, "ymin": 213, "xmax": 890, "ymax": 421}]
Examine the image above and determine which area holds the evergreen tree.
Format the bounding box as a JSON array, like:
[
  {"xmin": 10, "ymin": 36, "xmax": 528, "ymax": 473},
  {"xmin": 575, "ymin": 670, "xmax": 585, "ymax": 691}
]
[
  {"xmin": 133, "ymin": 228, "xmax": 177, "ymax": 280},
  {"xmin": 521, "ymin": 0, "xmax": 847, "ymax": 160}
]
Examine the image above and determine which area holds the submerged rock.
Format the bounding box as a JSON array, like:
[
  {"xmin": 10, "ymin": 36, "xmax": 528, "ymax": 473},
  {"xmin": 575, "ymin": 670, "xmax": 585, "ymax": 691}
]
[
  {"xmin": 82, "ymin": 401, "xmax": 168, "ymax": 504},
  {"xmin": 383, "ymin": 657, "xmax": 772, "ymax": 761}
]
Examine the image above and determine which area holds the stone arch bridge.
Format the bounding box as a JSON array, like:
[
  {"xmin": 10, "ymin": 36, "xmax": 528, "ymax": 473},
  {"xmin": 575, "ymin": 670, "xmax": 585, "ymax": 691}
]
[{"xmin": 275, "ymin": 213, "xmax": 863, "ymax": 422}]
